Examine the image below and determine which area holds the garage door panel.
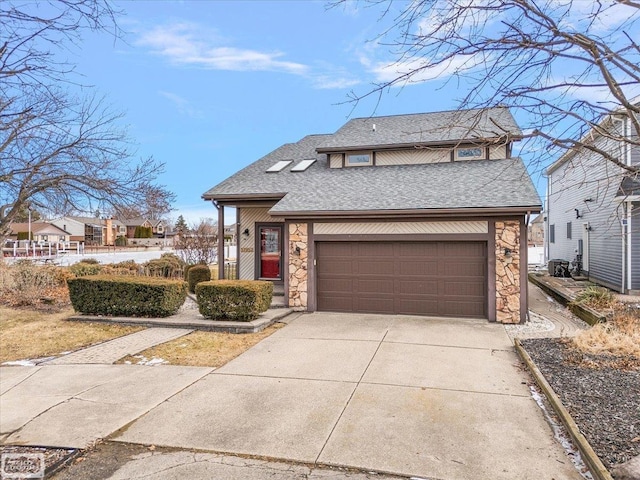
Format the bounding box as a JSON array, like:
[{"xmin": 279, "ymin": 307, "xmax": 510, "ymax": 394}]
[
  {"xmin": 318, "ymin": 295, "xmax": 354, "ymax": 312},
  {"xmin": 398, "ymin": 243, "xmax": 439, "ymax": 257},
  {"xmin": 442, "ymin": 280, "xmax": 485, "ymax": 296},
  {"xmin": 398, "ymin": 279, "xmax": 438, "ymax": 294},
  {"xmin": 398, "ymin": 260, "xmax": 439, "ymax": 276},
  {"xmin": 317, "ymin": 278, "xmax": 352, "ymax": 294},
  {"xmin": 354, "ymin": 297, "xmax": 395, "ymax": 314},
  {"xmin": 443, "ymin": 260, "xmax": 485, "ymax": 277},
  {"xmin": 441, "ymin": 300, "xmax": 485, "ymax": 317},
  {"xmin": 316, "ymin": 241, "xmax": 486, "ymax": 318},
  {"xmin": 358, "ymin": 243, "xmax": 394, "ymax": 256},
  {"xmin": 395, "ymin": 298, "xmax": 440, "ymax": 316},
  {"xmin": 357, "ymin": 279, "xmax": 394, "ymax": 294},
  {"xmin": 357, "ymin": 261, "xmax": 395, "ymax": 276}
]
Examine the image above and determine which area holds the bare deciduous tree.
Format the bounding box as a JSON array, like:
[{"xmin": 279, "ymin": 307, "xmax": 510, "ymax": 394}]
[
  {"xmin": 336, "ymin": 0, "xmax": 640, "ymax": 175},
  {"xmin": 174, "ymin": 219, "xmax": 218, "ymax": 265},
  {"xmin": 0, "ymin": 1, "xmax": 174, "ymax": 246}
]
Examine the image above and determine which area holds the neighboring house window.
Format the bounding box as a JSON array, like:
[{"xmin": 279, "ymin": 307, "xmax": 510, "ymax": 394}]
[
  {"xmin": 42, "ymin": 235, "xmax": 48, "ymax": 241},
  {"xmin": 60, "ymin": 236, "xmax": 66, "ymax": 241},
  {"xmin": 550, "ymin": 224, "xmax": 555, "ymax": 243},
  {"xmin": 346, "ymin": 152, "xmax": 372, "ymax": 167},
  {"xmin": 456, "ymin": 147, "xmax": 485, "ymax": 160},
  {"xmin": 566, "ymin": 222, "xmax": 572, "ymax": 239}
]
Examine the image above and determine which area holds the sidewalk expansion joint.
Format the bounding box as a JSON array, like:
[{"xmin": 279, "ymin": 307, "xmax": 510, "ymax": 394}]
[{"xmin": 314, "ymin": 329, "xmax": 390, "ymax": 464}]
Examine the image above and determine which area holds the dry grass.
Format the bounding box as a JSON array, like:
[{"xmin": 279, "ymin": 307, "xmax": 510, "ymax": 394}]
[
  {"xmin": 570, "ymin": 285, "xmax": 617, "ymax": 310},
  {"xmin": 572, "ymin": 307, "xmax": 640, "ymax": 362},
  {"xmin": 0, "ymin": 307, "xmax": 143, "ymax": 363},
  {"xmin": 119, "ymin": 322, "xmax": 284, "ymax": 367}
]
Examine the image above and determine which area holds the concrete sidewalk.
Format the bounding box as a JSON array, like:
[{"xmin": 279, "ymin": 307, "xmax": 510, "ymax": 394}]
[
  {"xmin": 0, "ymin": 364, "xmax": 212, "ymax": 447},
  {"xmin": 115, "ymin": 313, "xmax": 582, "ymax": 480}
]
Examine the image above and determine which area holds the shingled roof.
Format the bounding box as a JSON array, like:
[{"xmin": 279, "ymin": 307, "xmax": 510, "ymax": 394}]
[
  {"xmin": 316, "ymin": 107, "xmax": 521, "ymax": 152},
  {"xmin": 203, "ymin": 125, "xmax": 541, "ymax": 216}
]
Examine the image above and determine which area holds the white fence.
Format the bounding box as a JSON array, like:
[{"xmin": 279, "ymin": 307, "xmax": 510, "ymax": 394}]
[{"xmin": 2, "ymin": 240, "xmax": 84, "ymax": 260}]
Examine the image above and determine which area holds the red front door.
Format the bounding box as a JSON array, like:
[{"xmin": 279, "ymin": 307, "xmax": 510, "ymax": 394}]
[{"xmin": 259, "ymin": 226, "xmax": 282, "ymax": 279}]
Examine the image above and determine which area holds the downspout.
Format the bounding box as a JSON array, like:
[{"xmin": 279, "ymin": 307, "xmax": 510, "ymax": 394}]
[
  {"xmin": 626, "ymin": 115, "xmax": 633, "ymax": 292},
  {"xmin": 627, "ymin": 203, "xmax": 632, "ymax": 292}
]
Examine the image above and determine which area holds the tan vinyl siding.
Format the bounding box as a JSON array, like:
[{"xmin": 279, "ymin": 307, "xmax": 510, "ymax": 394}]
[
  {"xmin": 238, "ymin": 207, "xmax": 284, "ymax": 280},
  {"xmin": 314, "ymin": 221, "xmax": 488, "ymax": 235},
  {"xmin": 330, "ymin": 154, "xmax": 342, "ymax": 169},
  {"xmin": 489, "ymin": 144, "xmax": 507, "ymax": 159},
  {"xmin": 376, "ymin": 149, "xmax": 450, "ymax": 166}
]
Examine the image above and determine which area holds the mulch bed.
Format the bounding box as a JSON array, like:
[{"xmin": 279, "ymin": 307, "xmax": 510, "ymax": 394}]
[{"xmin": 521, "ymin": 338, "xmax": 640, "ymax": 468}]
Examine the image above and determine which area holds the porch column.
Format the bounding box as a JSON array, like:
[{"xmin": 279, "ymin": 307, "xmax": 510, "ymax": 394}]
[{"xmin": 215, "ymin": 201, "xmax": 224, "ymax": 279}]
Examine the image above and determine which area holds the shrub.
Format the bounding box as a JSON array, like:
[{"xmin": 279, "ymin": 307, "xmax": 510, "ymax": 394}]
[
  {"xmin": 571, "ymin": 286, "xmax": 616, "ymax": 310},
  {"xmin": 67, "ymin": 275, "xmax": 186, "ymax": 317},
  {"xmin": 101, "ymin": 260, "xmax": 140, "ymax": 276},
  {"xmin": 69, "ymin": 260, "xmax": 102, "ymax": 276},
  {"xmin": 115, "ymin": 235, "xmax": 127, "ymax": 246},
  {"xmin": 0, "ymin": 260, "xmax": 71, "ymax": 306},
  {"xmin": 196, "ymin": 280, "xmax": 273, "ymax": 321},
  {"xmin": 143, "ymin": 253, "xmax": 185, "ymax": 278},
  {"xmin": 80, "ymin": 258, "xmax": 100, "ymax": 264},
  {"xmin": 188, "ymin": 264, "xmax": 211, "ymax": 293}
]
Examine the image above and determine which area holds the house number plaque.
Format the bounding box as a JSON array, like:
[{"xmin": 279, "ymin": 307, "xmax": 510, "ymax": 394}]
[{"xmin": 240, "ymin": 247, "xmax": 254, "ymax": 253}]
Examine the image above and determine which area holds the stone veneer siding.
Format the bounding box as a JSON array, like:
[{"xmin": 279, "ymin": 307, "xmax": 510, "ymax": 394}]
[
  {"xmin": 289, "ymin": 223, "xmax": 308, "ymax": 310},
  {"xmin": 495, "ymin": 221, "xmax": 521, "ymax": 324}
]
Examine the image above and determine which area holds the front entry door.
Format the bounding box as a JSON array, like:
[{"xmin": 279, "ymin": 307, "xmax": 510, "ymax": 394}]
[{"xmin": 258, "ymin": 225, "xmax": 282, "ymax": 280}]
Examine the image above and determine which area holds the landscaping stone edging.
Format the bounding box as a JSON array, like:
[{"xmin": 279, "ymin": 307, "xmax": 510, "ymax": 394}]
[
  {"xmin": 514, "ymin": 339, "xmax": 613, "ymax": 480},
  {"xmin": 528, "ymin": 273, "xmax": 606, "ymax": 326}
]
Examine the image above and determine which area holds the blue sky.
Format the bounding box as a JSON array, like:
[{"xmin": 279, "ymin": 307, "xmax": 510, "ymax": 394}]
[
  {"xmin": 67, "ymin": 0, "xmax": 637, "ymax": 225},
  {"xmin": 69, "ymin": 0, "xmax": 477, "ymax": 224}
]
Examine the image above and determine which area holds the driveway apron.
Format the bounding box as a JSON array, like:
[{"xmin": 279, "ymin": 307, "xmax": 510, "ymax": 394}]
[{"xmin": 116, "ymin": 312, "xmax": 582, "ymax": 480}]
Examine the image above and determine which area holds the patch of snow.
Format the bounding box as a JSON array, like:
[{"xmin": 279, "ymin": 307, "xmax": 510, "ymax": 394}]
[
  {"xmin": 130, "ymin": 355, "xmax": 167, "ymax": 366},
  {"xmin": 2, "ymin": 360, "xmax": 37, "ymax": 366},
  {"xmin": 2, "ymin": 356, "xmax": 56, "ymax": 366},
  {"xmin": 529, "ymin": 385, "xmax": 594, "ymax": 479}
]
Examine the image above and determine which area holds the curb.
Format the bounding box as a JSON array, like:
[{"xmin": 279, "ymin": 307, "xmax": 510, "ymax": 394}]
[{"xmin": 514, "ymin": 339, "xmax": 613, "ymax": 480}]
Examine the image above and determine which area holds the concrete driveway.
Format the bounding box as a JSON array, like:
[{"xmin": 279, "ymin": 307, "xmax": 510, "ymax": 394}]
[{"xmin": 116, "ymin": 312, "xmax": 582, "ymax": 480}]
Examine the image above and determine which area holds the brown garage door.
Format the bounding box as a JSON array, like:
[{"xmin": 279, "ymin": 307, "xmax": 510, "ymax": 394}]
[{"xmin": 316, "ymin": 241, "xmax": 486, "ymax": 318}]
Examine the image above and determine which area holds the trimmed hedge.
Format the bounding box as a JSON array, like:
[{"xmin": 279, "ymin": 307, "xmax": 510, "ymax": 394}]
[
  {"xmin": 188, "ymin": 264, "xmax": 211, "ymax": 293},
  {"xmin": 67, "ymin": 275, "xmax": 187, "ymax": 317},
  {"xmin": 196, "ymin": 280, "xmax": 273, "ymax": 321},
  {"xmin": 143, "ymin": 253, "xmax": 185, "ymax": 279}
]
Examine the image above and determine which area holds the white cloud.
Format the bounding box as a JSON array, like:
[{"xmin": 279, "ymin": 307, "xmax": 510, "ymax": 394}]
[
  {"xmin": 369, "ymin": 53, "xmax": 482, "ymax": 85},
  {"xmin": 158, "ymin": 90, "xmax": 203, "ymax": 118},
  {"xmin": 137, "ymin": 22, "xmax": 308, "ymax": 75}
]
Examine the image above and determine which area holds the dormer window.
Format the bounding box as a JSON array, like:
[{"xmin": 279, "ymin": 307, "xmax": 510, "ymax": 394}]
[
  {"xmin": 456, "ymin": 147, "xmax": 485, "ymax": 160},
  {"xmin": 346, "ymin": 152, "xmax": 372, "ymax": 167}
]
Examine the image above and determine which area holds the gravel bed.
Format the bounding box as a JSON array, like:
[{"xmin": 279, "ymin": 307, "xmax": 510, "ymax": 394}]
[{"xmin": 521, "ymin": 338, "xmax": 640, "ymax": 468}]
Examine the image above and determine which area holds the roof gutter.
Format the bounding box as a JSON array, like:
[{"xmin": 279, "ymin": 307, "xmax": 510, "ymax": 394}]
[
  {"xmin": 201, "ymin": 193, "xmax": 286, "ymax": 203},
  {"xmin": 269, "ymin": 205, "xmax": 542, "ymax": 219}
]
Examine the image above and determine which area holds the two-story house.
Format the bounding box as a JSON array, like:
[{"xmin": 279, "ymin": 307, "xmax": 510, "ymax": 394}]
[
  {"xmin": 203, "ymin": 108, "xmax": 541, "ymax": 323},
  {"xmin": 50, "ymin": 216, "xmax": 126, "ymax": 246},
  {"xmin": 546, "ymin": 110, "xmax": 639, "ymax": 293}
]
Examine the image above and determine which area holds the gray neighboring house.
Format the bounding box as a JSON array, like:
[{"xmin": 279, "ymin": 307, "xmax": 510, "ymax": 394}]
[
  {"xmin": 546, "ymin": 111, "xmax": 640, "ymax": 293},
  {"xmin": 203, "ymin": 107, "xmax": 542, "ymax": 323}
]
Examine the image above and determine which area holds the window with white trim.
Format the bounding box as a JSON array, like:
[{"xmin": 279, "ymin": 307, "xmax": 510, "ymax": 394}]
[
  {"xmin": 346, "ymin": 152, "xmax": 372, "ymax": 167},
  {"xmin": 456, "ymin": 147, "xmax": 485, "ymax": 160}
]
